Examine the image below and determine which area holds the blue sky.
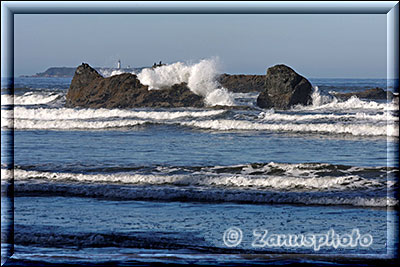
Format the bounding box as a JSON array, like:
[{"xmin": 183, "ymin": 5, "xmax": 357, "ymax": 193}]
[{"xmin": 14, "ymin": 14, "xmax": 386, "ymax": 78}]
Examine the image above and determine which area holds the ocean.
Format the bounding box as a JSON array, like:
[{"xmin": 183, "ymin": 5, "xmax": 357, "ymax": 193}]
[{"xmin": 1, "ymin": 73, "xmax": 399, "ymax": 265}]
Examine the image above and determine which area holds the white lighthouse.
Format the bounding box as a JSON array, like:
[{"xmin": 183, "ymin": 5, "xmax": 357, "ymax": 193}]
[{"xmin": 117, "ymin": 59, "xmax": 121, "ymax": 69}]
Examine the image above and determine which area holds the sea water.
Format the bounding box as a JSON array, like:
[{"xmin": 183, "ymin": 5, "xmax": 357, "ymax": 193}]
[{"xmin": 1, "ymin": 69, "xmax": 399, "ymax": 265}]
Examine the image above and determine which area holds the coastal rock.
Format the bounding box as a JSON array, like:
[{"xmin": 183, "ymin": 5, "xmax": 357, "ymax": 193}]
[
  {"xmin": 256, "ymin": 65, "xmax": 313, "ymax": 109},
  {"xmin": 217, "ymin": 74, "xmax": 265, "ymax": 93},
  {"xmin": 66, "ymin": 63, "xmax": 204, "ymax": 108},
  {"xmin": 330, "ymin": 87, "xmax": 394, "ymax": 100}
]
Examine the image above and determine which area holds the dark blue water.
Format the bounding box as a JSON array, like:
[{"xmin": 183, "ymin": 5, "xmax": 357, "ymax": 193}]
[
  {"xmin": 1, "ymin": 76, "xmax": 399, "ymax": 265},
  {"xmin": 309, "ymin": 78, "xmax": 398, "ymax": 93},
  {"xmin": 12, "ymin": 128, "xmax": 394, "ymax": 171}
]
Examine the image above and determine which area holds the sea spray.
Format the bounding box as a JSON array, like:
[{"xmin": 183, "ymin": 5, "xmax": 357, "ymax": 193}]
[
  {"xmin": 99, "ymin": 69, "xmax": 135, "ymax": 77},
  {"xmin": 1, "ymin": 92, "xmax": 62, "ymax": 106},
  {"xmin": 293, "ymin": 86, "xmax": 398, "ymax": 112},
  {"xmin": 137, "ymin": 58, "xmax": 235, "ymax": 106},
  {"xmin": 310, "ymin": 86, "xmax": 334, "ymax": 107}
]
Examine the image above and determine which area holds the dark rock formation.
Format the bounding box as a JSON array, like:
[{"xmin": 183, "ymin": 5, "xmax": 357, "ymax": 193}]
[
  {"xmin": 330, "ymin": 87, "xmax": 394, "ymax": 100},
  {"xmin": 66, "ymin": 63, "xmax": 204, "ymax": 108},
  {"xmin": 129, "ymin": 82, "xmax": 205, "ymax": 108},
  {"xmin": 217, "ymin": 74, "xmax": 265, "ymax": 93},
  {"xmin": 257, "ymin": 65, "xmax": 313, "ymax": 109}
]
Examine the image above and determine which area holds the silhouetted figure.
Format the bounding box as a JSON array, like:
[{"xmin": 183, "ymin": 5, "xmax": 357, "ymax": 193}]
[{"xmin": 152, "ymin": 61, "xmax": 165, "ymax": 69}]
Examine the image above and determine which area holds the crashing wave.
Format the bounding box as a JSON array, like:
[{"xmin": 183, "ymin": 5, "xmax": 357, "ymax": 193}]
[
  {"xmin": 295, "ymin": 86, "xmax": 398, "ymax": 112},
  {"xmin": 4, "ymin": 164, "xmax": 393, "ymax": 191},
  {"xmin": 10, "ymin": 107, "xmax": 226, "ymax": 121},
  {"xmin": 180, "ymin": 119, "xmax": 396, "ymax": 137},
  {"xmin": 1, "ymin": 92, "xmax": 62, "ymax": 106},
  {"xmin": 137, "ymin": 58, "xmax": 235, "ymax": 106}
]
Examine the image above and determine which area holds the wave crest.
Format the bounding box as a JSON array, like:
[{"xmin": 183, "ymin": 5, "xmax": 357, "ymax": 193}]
[
  {"xmin": 137, "ymin": 58, "xmax": 235, "ymax": 106},
  {"xmin": 1, "ymin": 92, "xmax": 62, "ymax": 106}
]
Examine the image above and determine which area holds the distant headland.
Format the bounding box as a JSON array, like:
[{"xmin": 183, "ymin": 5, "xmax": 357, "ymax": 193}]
[
  {"xmin": 22, "ymin": 66, "xmax": 148, "ymax": 78},
  {"xmin": 19, "ymin": 59, "xmax": 149, "ymax": 78}
]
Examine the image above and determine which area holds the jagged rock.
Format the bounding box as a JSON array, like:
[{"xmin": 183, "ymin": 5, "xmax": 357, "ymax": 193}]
[
  {"xmin": 66, "ymin": 63, "xmax": 204, "ymax": 108},
  {"xmin": 217, "ymin": 74, "xmax": 265, "ymax": 93},
  {"xmin": 330, "ymin": 87, "xmax": 394, "ymax": 100},
  {"xmin": 257, "ymin": 65, "xmax": 313, "ymax": 109}
]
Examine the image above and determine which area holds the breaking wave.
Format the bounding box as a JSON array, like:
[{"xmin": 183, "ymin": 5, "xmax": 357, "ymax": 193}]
[
  {"xmin": 4, "ymin": 172, "xmax": 396, "ymax": 208},
  {"xmin": 8, "ymin": 107, "xmax": 226, "ymax": 121},
  {"xmin": 3, "ymin": 162, "xmax": 397, "ymax": 207},
  {"xmin": 181, "ymin": 119, "xmax": 397, "ymax": 137},
  {"xmin": 1, "ymin": 108, "xmax": 225, "ymax": 130},
  {"xmin": 137, "ymin": 58, "xmax": 235, "ymax": 106},
  {"xmin": 257, "ymin": 110, "xmax": 397, "ymax": 122},
  {"xmin": 4, "ymin": 116, "xmax": 396, "ymax": 136},
  {"xmin": 298, "ymin": 86, "xmax": 398, "ymax": 112},
  {"xmin": 3, "ymin": 108, "xmax": 397, "ymax": 136},
  {"xmin": 1, "ymin": 92, "xmax": 63, "ymax": 106},
  {"xmin": 6, "ymin": 166, "xmax": 393, "ymax": 191},
  {"xmin": 9, "ymin": 118, "xmax": 149, "ymax": 130}
]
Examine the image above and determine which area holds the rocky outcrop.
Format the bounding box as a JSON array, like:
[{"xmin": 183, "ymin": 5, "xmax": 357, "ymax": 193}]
[
  {"xmin": 66, "ymin": 63, "xmax": 204, "ymax": 108},
  {"xmin": 217, "ymin": 74, "xmax": 265, "ymax": 93},
  {"xmin": 257, "ymin": 65, "xmax": 313, "ymax": 110},
  {"xmin": 330, "ymin": 87, "xmax": 394, "ymax": 100}
]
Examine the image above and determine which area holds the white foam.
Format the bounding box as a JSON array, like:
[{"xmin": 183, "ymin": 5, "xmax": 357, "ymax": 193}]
[
  {"xmin": 297, "ymin": 87, "xmax": 398, "ymax": 112},
  {"xmin": 9, "ymin": 175, "xmax": 396, "ymax": 208},
  {"xmin": 258, "ymin": 111, "xmax": 397, "ymax": 122},
  {"xmin": 0, "ymin": 116, "xmax": 13, "ymax": 128},
  {"xmin": 7, "ymin": 168, "xmax": 389, "ymax": 191},
  {"xmin": 231, "ymin": 92, "xmax": 259, "ymax": 99},
  {"xmin": 6, "ymin": 166, "xmax": 395, "ymax": 207},
  {"xmin": 2, "ymin": 107, "xmax": 226, "ymax": 130},
  {"xmin": 138, "ymin": 62, "xmax": 190, "ymax": 90},
  {"xmin": 204, "ymin": 88, "xmax": 234, "ymax": 106},
  {"xmin": 98, "ymin": 69, "xmax": 135, "ymax": 77},
  {"xmin": 5, "ymin": 113, "xmax": 396, "ymax": 135},
  {"xmin": 1, "ymin": 94, "xmax": 13, "ymax": 105},
  {"xmin": 1, "ymin": 92, "xmax": 61, "ymax": 106},
  {"xmin": 10, "ymin": 118, "xmax": 148, "ymax": 130},
  {"xmin": 310, "ymin": 86, "xmax": 334, "ymax": 107},
  {"xmin": 180, "ymin": 119, "xmax": 396, "ymax": 136},
  {"xmin": 1, "ymin": 107, "xmax": 226, "ymax": 130},
  {"xmin": 11, "ymin": 107, "xmax": 226, "ymax": 121},
  {"xmin": 137, "ymin": 58, "xmax": 235, "ymax": 106},
  {"xmin": 240, "ymin": 162, "xmax": 329, "ymax": 176}
]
